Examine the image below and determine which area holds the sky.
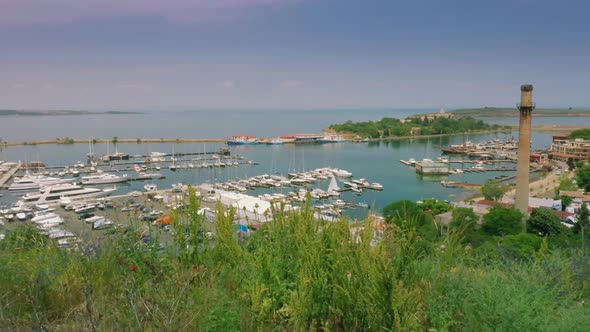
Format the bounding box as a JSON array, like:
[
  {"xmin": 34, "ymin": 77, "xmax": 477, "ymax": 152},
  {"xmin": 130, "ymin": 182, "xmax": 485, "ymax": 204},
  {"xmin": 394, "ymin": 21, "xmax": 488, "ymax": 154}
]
[{"xmin": 0, "ymin": 0, "xmax": 588, "ymax": 110}]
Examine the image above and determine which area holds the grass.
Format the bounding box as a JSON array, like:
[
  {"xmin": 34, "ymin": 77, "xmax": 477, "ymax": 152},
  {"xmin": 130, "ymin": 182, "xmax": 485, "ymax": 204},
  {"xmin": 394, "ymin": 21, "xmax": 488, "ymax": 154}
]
[{"xmin": 0, "ymin": 191, "xmax": 589, "ymax": 330}]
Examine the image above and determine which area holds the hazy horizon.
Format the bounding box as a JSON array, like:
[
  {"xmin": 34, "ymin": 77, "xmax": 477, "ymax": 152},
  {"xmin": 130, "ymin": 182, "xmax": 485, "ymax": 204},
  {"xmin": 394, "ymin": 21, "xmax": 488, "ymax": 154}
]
[{"xmin": 1, "ymin": 0, "xmax": 588, "ymax": 110}]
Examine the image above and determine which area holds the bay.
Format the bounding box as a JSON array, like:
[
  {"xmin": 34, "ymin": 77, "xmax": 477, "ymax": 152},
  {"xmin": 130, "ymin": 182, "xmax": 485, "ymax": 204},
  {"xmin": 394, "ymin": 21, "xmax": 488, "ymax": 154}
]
[{"xmin": 0, "ymin": 127, "xmax": 556, "ymax": 218}]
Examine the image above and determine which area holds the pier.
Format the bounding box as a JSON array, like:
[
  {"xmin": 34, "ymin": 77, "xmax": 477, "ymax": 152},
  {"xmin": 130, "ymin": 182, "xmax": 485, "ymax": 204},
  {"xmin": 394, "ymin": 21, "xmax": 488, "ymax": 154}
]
[{"xmin": 0, "ymin": 165, "xmax": 20, "ymax": 189}]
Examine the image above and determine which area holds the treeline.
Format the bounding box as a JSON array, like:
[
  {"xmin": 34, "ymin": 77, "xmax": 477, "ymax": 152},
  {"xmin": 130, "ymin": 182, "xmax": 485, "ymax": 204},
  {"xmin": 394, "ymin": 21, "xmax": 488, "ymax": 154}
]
[
  {"xmin": 0, "ymin": 189, "xmax": 588, "ymax": 330},
  {"xmin": 569, "ymin": 128, "xmax": 590, "ymax": 140},
  {"xmin": 328, "ymin": 116, "xmax": 507, "ymax": 138}
]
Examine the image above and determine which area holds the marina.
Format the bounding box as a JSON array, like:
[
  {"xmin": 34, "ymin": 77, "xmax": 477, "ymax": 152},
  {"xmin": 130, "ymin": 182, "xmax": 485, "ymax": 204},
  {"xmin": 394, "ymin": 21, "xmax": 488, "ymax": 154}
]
[{"xmin": 0, "ymin": 129, "xmax": 562, "ymax": 246}]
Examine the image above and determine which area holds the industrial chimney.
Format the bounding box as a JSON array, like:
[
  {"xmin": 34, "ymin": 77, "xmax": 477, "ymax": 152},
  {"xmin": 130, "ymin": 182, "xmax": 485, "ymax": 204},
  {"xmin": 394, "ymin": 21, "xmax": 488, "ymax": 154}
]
[{"xmin": 514, "ymin": 84, "xmax": 535, "ymax": 216}]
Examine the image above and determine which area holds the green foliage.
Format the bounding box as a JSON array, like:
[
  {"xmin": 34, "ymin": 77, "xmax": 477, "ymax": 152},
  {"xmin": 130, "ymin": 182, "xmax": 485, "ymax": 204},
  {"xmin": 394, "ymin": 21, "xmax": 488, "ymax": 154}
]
[
  {"xmin": 383, "ymin": 200, "xmax": 422, "ymax": 223},
  {"xmin": 481, "ymin": 179, "xmax": 504, "ymax": 201},
  {"xmin": 557, "ymin": 176, "xmax": 578, "ymax": 195},
  {"xmin": 574, "ymin": 202, "xmax": 589, "ymax": 234},
  {"xmin": 112, "ymin": 136, "xmax": 118, "ymax": 144},
  {"xmin": 560, "ymin": 195, "xmax": 573, "ymax": 211},
  {"xmin": 577, "ymin": 164, "xmax": 590, "ymax": 192},
  {"xmin": 482, "ymin": 206, "xmax": 524, "ymax": 236},
  {"xmin": 527, "ymin": 207, "xmax": 567, "ymax": 237},
  {"xmin": 416, "ymin": 198, "xmax": 451, "ymax": 215},
  {"xmin": 328, "ymin": 116, "xmax": 505, "ymax": 139},
  {"xmin": 1, "ymin": 199, "xmax": 589, "ymax": 330},
  {"xmin": 450, "ymin": 207, "xmax": 478, "ymax": 231},
  {"xmin": 569, "ymin": 128, "xmax": 590, "ymax": 140}
]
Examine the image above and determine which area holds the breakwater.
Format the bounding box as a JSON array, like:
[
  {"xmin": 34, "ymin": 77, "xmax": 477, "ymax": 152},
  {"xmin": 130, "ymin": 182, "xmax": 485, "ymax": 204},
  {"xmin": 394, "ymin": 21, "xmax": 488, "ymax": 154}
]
[{"xmin": 0, "ymin": 129, "xmax": 514, "ymax": 147}]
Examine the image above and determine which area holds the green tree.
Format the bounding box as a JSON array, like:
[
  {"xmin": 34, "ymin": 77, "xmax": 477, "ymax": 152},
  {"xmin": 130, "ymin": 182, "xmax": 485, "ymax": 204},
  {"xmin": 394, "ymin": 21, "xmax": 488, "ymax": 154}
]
[
  {"xmin": 112, "ymin": 136, "xmax": 118, "ymax": 145},
  {"xmin": 573, "ymin": 202, "xmax": 589, "ymax": 234},
  {"xmin": 383, "ymin": 200, "xmax": 423, "ymax": 224},
  {"xmin": 481, "ymin": 180, "xmax": 504, "ymax": 201},
  {"xmin": 449, "ymin": 207, "xmax": 478, "ymax": 230},
  {"xmin": 416, "ymin": 198, "xmax": 451, "ymax": 215},
  {"xmin": 526, "ymin": 208, "xmax": 566, "ymax": 237},
  {"xmin": 482, "ymin": 206, "xmax": 523, "ymax": 236},
  {"xmin": 577, "ymin": 164, "xmax": 590, "ymax": 192},
  {"xmin": 560, "ymin": 196, "xmax": 573, "ymax": 211}
]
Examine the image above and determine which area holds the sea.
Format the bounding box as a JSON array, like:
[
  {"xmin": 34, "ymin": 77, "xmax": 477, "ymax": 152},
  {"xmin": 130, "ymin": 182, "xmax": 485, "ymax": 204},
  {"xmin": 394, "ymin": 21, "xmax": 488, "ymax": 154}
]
[{"xmin": 0, "ymin": 109, "xmax": 577, "ymax": 218}]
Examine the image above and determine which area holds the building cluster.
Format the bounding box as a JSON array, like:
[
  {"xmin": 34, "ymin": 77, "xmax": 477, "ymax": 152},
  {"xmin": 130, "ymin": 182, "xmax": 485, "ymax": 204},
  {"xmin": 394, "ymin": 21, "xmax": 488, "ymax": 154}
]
[
  {"xmin": 415, "ymin": 108, "xmax": 455, "ymax": 121},
  {"xmin": 549, "ymin": 134, "xmax": 590, "ymax": 161}
]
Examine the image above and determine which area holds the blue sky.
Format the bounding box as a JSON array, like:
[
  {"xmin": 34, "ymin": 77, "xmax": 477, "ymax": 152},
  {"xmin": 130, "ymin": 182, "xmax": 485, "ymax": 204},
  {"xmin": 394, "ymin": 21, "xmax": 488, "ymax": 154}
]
[{"xmin": 0, "ymin": 0, "xmax": 588, "ymax": 110}]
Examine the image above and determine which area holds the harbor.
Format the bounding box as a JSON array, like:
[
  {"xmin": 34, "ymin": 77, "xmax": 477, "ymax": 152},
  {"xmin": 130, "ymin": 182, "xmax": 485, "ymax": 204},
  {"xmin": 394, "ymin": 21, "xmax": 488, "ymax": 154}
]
[{"xmin": 0, "ymin": 129, "xmax": 560, "ymax": 245}]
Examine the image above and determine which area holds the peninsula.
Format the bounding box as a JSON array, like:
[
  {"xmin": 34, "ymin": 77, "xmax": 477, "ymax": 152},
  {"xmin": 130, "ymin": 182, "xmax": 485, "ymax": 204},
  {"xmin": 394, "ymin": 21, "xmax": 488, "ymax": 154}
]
[{"xmin": 328, "ymin": 116, "xmax": 509, "ymax": 139}]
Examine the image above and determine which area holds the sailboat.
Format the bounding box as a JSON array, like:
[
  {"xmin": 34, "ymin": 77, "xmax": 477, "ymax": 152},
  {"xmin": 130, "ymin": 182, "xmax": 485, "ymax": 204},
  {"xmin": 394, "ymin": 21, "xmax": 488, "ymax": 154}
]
[{"xmin": 327, "ymin": 175, "xmax": 341, "ymax": 197}]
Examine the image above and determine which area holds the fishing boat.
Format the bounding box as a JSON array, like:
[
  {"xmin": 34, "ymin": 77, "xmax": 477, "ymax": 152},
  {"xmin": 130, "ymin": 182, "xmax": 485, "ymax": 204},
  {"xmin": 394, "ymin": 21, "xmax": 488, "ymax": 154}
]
[{"xmin": 227, "ymin": 134, "xmax": 259, "ymax": 145}]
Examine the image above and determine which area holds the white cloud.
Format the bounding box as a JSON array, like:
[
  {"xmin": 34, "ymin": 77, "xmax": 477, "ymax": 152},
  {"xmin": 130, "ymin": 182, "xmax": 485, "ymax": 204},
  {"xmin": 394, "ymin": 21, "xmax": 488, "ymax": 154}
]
[
  {"xmin": 279, "ymin": 79, "xmax": 304, "ymax": 89},
  {"xmin": 216, "ymin": 80, "xmax": 236, "ymax": 89}
]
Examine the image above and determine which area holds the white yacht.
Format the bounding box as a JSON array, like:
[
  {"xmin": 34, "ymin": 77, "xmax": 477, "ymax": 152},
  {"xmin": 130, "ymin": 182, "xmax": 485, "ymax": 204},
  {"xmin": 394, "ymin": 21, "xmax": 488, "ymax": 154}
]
[
  {"xmin": 22, "ymin": 183, "xmax": 110, "ymax": 203},
  {"xmin": 331, "ymin": 168, "xmax": 353, "ymax": 178},
  {"xmin": 8, "ymin": 174, "xmax": 76, "ymax": 191},
  {"xmin": 81, "ymin": 173, "xmax": 128, "ymax": 185}
]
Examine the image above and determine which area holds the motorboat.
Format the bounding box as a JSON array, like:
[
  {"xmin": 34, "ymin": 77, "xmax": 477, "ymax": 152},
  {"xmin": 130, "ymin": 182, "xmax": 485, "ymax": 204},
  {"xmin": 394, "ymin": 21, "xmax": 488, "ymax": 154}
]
[
  {"xmin": 331, "ymin": 168, "xmax": 353, "ymax": 178},
  {"xmin": 8, "ymin": 174, "xmax": 76, "ymax": 191},
  {"xmin": 81, "ymin": 173, "xmax": 128, "ymax": 185},
  {"xmin": 22, "ymin": 184, "xmax": 110, "ymax": 203},
  {"xmin": 369, "ymin": 182, "xmax": 383, "ymax": 190},
  {"xmin": 352, "ymin": 178, "xmax": 370, "ymax": 187}
]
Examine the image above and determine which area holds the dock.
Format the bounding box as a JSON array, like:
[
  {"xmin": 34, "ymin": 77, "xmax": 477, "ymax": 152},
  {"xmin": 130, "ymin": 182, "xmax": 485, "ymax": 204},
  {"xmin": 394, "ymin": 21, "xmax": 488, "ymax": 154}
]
[
  {"xmin": 0, "ymin": 164, "xmax": 20, "ymax": 189},
  {"xmin": 440, "ymin": 181, "xmax": 481, "ymax": 189}
]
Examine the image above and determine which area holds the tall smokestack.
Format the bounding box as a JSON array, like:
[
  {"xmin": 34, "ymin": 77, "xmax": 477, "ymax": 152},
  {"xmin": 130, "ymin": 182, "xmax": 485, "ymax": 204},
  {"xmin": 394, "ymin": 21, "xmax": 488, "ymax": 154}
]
[{"xmin": 515, "ymin": 84, "xmax": 535, "ymax": 217}]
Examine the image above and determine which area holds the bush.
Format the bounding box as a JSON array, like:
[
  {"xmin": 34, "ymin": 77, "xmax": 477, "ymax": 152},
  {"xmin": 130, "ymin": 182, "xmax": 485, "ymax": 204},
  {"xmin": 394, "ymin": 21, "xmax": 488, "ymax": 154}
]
[
  {"xmin": 527, "ymin": 207, "xmax": 567, "ymax": 237},
  {"xmin": 482, "ymin": 206, "xmax": 524, "ymax": 236}
]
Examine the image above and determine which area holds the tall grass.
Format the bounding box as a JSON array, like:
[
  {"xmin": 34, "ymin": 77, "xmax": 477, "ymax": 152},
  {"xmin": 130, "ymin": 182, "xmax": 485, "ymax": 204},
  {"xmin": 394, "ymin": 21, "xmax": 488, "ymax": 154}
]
[{"xmin": 0, "ymin": 189, "xmax": 588, "ymax": 330}]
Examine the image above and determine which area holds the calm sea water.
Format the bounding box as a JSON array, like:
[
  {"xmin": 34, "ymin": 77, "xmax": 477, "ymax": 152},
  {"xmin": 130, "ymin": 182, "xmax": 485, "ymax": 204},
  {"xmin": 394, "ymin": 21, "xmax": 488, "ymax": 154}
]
[{"xmin": 0, "ymin": 109, "xmax": 427, "ymax": 141}]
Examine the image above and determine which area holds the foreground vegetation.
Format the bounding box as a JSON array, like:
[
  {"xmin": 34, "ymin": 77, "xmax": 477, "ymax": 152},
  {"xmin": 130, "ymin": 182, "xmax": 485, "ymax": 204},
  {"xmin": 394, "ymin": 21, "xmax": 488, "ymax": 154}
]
[
  {"xmin": 1, "ymin": 190, "xmax": 589, "ymax": 330},
  {"xmin": 329, "ymin": 116, "xmax": 507, "ymax": 139}
]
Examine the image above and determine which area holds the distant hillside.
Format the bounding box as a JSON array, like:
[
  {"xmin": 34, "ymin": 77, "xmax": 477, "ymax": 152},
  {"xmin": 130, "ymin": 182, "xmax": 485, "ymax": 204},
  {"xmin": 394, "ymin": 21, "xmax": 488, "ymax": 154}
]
[
  {"xmin": 0, "ymin": 110, "xmax": 141, "ymax": 116},
  {"xmin": 452, "ymin": 107, "xmax": 590, "ymax": 117}
]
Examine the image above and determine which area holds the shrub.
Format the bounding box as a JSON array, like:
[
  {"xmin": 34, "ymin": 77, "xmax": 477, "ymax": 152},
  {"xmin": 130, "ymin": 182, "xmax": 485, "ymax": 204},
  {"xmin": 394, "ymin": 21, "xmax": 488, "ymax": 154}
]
[{"xmin": 482, "ymin": 206, "xmax": 523, "ymax": 236}]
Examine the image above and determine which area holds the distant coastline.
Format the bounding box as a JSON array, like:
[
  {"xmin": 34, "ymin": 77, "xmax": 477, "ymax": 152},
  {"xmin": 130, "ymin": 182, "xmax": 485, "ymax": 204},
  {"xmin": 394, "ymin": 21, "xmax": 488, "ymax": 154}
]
[
  {"xmin": 0, "ymin": 110, "xmax": 141, "ymax": 116},
  {"xmin": 451, "ymin": 107, "xmax": 590, "ymax": 117}
]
